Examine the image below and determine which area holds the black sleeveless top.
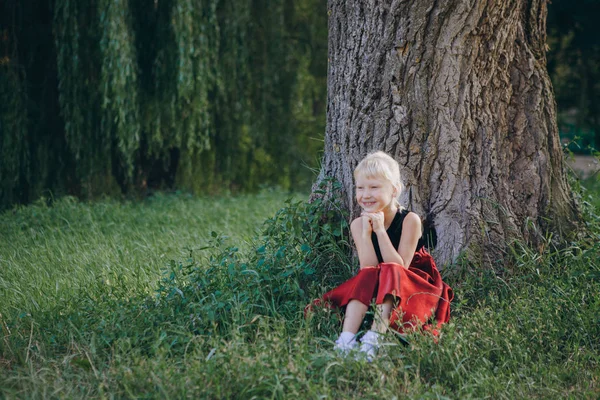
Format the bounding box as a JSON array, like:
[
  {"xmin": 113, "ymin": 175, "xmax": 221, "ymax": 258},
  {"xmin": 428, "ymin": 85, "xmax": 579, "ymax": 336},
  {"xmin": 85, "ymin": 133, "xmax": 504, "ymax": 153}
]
[{"xmin": 371, "ymin": 209, "xmax": 424, "ymax": 263}]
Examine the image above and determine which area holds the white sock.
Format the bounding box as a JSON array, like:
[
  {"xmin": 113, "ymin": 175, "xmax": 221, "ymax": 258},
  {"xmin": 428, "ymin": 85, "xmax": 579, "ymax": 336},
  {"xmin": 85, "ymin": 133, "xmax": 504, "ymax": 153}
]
[
  {"xmin": 359, "ymin": 330, "xmax": 381, "ymax": 360},
  {"xmin": 334, "ymin": 331, "xmax": 358, "ymax": 354},
  {"xmin": 361, "ymin": 330, "xmax": 381, "ymax": 346},
  {"xmin": 337, "ymin": 331, "xmax": 357, "ymax": 346}
]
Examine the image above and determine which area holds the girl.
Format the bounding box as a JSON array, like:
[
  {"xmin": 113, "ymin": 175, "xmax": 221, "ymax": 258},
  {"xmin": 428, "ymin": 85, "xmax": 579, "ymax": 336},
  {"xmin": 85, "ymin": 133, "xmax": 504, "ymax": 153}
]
[{"xmin": 311, "ymin": 151, "xmax": 452, "ymax": 359}]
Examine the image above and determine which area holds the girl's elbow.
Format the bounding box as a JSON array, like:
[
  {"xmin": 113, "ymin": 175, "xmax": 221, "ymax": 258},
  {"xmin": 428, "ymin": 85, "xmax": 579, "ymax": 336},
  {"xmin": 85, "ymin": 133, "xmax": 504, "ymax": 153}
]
[
  {"xmin": 358, "ymin": 256, "xmax": 378, "ymax": 269},
  {"xmin": 359, "ymin": 259, "xmax": 378, "ymax": 269},
  {"xmin": 397, "ymin": 256, "xmax": 407, "ymax": 268},
  {"xmin": 384, "ymin": 256, "xmax": 405, "ymax": 267}
]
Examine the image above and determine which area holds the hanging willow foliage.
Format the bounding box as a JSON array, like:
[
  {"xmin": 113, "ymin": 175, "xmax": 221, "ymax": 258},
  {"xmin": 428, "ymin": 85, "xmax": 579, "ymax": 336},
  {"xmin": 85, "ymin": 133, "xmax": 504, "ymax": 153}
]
[
  {"xmin": 171, "ymin": 0, "xmax": 218, "ymax": 173},
  {"xmin": 54, "ymin": 0, "xmax": 83, "ymax": 160},
  {"xmin": 0, "ymin": 65, "xmax": 30, "ymax": 206},
  {"xmin": 2, "ymin": 0, "xmax": 328, "ymax": 209},
  {"xmin": 208, "ymin": 0, "xmax": 252, "ymax": 188},
  {"xmin": 98, "ymin": 0, "xmax": 140, "ymax": 182},
  {"xmin": 127, "ymin": 0, "xmax": 221, "ymax": 191},
  {"xmin": 129, "ymin": 0, "xmax": 176, "ymax": 160},
  {"xmin": 54, "ymin": 0, "xmax": 105, "ymax": 181},
  {"xmin": 286, "ymin": 0, "xmax": 328, "ymax": 189}
]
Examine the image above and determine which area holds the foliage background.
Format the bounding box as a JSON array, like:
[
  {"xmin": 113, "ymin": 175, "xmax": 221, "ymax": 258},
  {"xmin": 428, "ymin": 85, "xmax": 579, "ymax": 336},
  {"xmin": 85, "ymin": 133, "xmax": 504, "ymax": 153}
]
[
  {"xmin": 547, "ymin": 0, "xmax": 600, "ymax": 154},
  {"xmin": 0, "ymin": 0, "xmax": 327, "ymax": 209},
  {"xmin": 0, "ymin": 0, "xmax": 598, "ymax": 208}
]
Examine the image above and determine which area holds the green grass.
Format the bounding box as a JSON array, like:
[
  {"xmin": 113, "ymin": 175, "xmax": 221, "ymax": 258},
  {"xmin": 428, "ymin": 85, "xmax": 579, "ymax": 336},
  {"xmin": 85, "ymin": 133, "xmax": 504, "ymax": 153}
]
[
  {"xmin": 0, "ymin": 191, "xmax": 295, "ymax": 315},
  {"xmin": 1, "ymin": 184, "xmax": 599, "ymax": 399}
]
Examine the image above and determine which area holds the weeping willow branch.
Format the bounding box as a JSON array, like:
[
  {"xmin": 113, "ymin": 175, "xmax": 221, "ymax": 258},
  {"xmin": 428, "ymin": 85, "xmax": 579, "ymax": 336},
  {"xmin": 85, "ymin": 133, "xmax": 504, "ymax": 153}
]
[
  {"xmin": 0, "ymin": 65, "xmax": 29, "ymax": 205},
  {"xmin": 98, "ymin": 0, "xmax": 140, "ymax": 182}
]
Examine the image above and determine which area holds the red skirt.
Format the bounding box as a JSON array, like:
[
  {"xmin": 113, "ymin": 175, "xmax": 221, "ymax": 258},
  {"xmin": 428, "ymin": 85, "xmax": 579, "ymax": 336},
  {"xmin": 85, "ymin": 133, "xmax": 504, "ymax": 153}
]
[{"xmin": 307, "ymin": 248, "xmax": 453, "ymax": 333}]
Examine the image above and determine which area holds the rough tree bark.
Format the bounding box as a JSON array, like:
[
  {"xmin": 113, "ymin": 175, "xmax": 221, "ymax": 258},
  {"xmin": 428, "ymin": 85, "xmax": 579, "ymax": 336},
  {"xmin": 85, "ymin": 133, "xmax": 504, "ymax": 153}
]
[{"xmin": 313, "ymin": 0, "xmax": 580, "ymax": 266}]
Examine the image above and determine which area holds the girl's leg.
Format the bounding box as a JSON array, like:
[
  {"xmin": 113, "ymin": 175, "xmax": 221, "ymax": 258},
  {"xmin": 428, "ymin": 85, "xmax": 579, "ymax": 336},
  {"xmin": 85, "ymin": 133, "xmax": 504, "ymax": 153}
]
[
  {"xmin": 342, "ymin": 299, "xmax": 369, "ymax": 333},
  {"xmin": 372, "ymin": 294, "xmax": 394, "ymax": 333},
  {"xmin": 358, "ymin": 294, "xmax": 394, "ymax": 361},
  {"xmin": 319, "ymin": 267, "xmax": 378, "ymax": 353},
  {"xmin": 334, "ymin": 299, "xmax": 368, "ymax": 353}
]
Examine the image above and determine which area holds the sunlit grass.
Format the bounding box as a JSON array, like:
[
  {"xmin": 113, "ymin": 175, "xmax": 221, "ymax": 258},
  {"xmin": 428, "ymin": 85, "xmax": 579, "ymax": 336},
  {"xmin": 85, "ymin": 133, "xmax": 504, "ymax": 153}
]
[{"xmin": 0, "ymin": 190, "xmax": 299, "ymax": 315}]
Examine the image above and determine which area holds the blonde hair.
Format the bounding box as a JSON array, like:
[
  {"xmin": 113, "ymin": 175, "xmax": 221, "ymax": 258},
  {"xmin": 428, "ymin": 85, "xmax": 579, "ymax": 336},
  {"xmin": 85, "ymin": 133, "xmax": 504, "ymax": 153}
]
[{"xmin": 354, "ymin": 151, "xmax": 403, "ymax": 208}]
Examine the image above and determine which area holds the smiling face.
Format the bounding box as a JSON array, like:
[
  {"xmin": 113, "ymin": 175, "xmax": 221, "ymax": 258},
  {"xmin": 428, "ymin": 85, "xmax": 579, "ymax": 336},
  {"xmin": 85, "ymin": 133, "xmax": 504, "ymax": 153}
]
[{"xmin": 355, "ymin": 173, "xmax": 396, "ymax": 213}]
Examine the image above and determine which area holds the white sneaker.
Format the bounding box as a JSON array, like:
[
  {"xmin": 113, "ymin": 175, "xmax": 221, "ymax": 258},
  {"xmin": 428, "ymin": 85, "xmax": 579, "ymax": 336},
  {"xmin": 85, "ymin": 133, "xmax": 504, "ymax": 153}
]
[
  {"xmin": 333, "ymin": 331, "xmax": 358, "ymax": 355},
  {"xmin": 358, "ymin": 330, "xmax": 381, "ymax": 362}
]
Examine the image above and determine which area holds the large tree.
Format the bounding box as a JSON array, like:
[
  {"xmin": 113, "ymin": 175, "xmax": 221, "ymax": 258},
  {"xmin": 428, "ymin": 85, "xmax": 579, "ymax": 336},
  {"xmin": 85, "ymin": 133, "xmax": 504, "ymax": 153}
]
[{"xmin": 314, "ymin": 0, "xmax": 580, "ymax": 266}]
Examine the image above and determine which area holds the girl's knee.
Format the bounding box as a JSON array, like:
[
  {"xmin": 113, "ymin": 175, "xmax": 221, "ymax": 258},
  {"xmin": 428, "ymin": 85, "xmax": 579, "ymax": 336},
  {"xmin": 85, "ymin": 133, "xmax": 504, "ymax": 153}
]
[{"xmin": 359, "ymin": 265, "xmax": 378, "ymax": 270}]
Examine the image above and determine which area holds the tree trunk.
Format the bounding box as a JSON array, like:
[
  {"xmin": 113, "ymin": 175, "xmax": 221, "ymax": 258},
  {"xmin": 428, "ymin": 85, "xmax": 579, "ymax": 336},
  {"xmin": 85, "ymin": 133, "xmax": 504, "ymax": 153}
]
[{"xmin": 314, "ymin": 0, "xmax": 580, "ymax": 266}]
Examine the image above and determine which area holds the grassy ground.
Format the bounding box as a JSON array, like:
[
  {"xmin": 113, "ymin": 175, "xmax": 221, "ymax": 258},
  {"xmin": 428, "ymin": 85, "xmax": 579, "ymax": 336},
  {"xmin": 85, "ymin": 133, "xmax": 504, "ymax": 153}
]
[
  {"xmin": 0, "ymin": 191, "xmax": 293, "ymax": 315},
  {"xmin": 1, "ymin": 185, "xmax": 599, "ymax": 399}
]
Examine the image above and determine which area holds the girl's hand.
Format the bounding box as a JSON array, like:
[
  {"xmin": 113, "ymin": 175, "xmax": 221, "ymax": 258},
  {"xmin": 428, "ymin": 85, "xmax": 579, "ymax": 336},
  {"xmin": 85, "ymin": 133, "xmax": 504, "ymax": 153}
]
[{"xmin": 366, "ymin": 211, "xmax": 386, "ymax": 233}]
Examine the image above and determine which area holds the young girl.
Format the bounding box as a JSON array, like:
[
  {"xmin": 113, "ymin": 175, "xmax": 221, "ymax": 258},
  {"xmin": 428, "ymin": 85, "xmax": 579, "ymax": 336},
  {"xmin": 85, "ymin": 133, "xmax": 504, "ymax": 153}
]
[{"xmin": 311, "ymin": 151, "xmax": 452, "ymax": 359}]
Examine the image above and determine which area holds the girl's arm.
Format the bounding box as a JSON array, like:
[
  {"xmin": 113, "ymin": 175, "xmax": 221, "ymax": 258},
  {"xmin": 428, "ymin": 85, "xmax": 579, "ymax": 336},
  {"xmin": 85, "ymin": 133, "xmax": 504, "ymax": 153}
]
[
  {"xmin": 396, "ymin": 212, "xmax": 422, "ymax": 268},
  {"xmin": 373, "ymin": 212, "xmax": 422, "ymax": 268},
  {"xmin": 350, "ymin": 217, "xmax": 379, "ymax": 268}
]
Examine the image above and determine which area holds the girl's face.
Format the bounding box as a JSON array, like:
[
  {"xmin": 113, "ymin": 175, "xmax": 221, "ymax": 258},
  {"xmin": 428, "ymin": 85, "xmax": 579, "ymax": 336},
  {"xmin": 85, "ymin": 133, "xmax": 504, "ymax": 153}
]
[{"xmin": 355, "ymin": 173, "xmax": 396, "ymax": 213}]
